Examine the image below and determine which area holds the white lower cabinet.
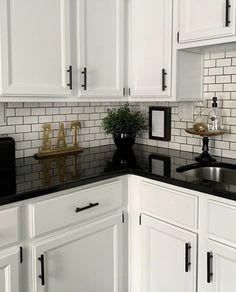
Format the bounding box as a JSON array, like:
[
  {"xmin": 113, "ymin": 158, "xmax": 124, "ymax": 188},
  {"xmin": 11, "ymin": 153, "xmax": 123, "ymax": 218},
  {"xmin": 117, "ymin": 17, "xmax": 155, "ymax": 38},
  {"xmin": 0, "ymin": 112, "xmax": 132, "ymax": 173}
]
[
  {"xmin": 0, "ymin": 248, "xmax": 20, "ymax": 292},
  {"xmin": 141, "ymin": 214, "xmax": 197, "ymax": 292},
  {"xmin": 206, "ymin": 240, "xmax": 236, "ymax": 292},
  {"xmin": 32, "ymin": 213, "xmax": 125, "ymax": 292}
]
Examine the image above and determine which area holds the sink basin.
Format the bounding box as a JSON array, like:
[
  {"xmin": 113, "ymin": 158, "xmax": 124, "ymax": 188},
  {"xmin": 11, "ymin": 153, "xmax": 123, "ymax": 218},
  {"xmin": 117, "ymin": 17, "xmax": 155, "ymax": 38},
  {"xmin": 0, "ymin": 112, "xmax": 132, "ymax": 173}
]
[{"xmin": 176, "ymin": 163, "xmax": 236, "ymax": 185}]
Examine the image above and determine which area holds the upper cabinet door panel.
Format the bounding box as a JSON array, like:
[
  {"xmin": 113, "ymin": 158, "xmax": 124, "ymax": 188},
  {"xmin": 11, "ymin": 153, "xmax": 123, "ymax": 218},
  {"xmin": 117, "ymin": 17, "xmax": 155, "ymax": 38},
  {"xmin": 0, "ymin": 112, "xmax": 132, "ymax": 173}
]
[
  {"xmin": 179, "ymin": 0, "xmax": 236, "ymax": 43},
  {"xmin": 78, "ymin": 0, "xmax": 124, "ymax": 97},
  {"xmin": 130, "ymin": 0, "xmax": 172, "ymax": 97},
  {"xmin": 0, "ymin": 0, "xmax": 72, "ymax": 96}
]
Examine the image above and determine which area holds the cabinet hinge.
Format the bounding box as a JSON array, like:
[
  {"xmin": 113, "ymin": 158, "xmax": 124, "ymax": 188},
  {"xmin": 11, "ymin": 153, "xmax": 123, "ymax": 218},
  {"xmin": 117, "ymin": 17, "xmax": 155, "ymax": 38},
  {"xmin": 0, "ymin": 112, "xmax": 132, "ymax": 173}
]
[
  {"xmin": 177, "ymin": 32, "xmax": 180, "ymax": 43},
  {"xmin": 123, "ymin": 88, "xmax": 126, "ymax": 96},
  {"xmin": 139, "ymin": 214, "xmax": 142, "ymax": 226},
  {"xmin": 20, "ymin": 246, "xmax": 23, "ymax": 264},
  {"xmin": 122, "ymin": 211, "xmax": 125, "ymax": 223}
]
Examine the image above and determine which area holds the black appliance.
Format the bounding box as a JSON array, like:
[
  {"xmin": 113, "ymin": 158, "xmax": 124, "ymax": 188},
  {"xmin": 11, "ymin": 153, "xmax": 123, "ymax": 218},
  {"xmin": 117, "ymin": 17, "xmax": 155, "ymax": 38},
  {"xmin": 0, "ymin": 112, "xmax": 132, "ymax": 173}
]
[{"xmin": 0, "ymin": 137, "xmax": 16, "ymax": 195}]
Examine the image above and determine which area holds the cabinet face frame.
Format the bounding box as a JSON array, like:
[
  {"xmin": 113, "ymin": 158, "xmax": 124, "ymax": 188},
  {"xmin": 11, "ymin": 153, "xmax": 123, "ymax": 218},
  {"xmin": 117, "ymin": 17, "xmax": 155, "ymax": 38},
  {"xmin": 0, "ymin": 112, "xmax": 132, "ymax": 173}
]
[
  {"xmin": 178, "ymin": 0, "xmax": 236, "ymax": 43},
  {"xmin": 0, "ymin": 0, "xmax": 73, "ymax": 97},
  {"xmin": 78, "ymin": 0, "xmax": 125, "ymax": 98}
]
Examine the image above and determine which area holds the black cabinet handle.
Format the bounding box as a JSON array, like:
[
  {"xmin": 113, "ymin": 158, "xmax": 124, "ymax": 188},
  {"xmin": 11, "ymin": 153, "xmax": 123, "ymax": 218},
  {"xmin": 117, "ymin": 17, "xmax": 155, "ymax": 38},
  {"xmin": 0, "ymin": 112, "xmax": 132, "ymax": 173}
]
[
  {"xmin": 81, "ymin": 67, "xmax": 87, "ymax": 90},
  {"xmin": 67, "ymin": 66, "xmax": 73, "ymax": 90},
  {"xmin": 75, "ymin": 202, "xmax": 99, "ymax": 213},
  {"xmin": 162, "ymin": 69, "xmax": 167, "ymax": 91},
  {"xmin": 38, "ymin": 254, "xmax": 45, "ymax": 286},
  {"xmin": 185, "ymin": 243, "xmax": 191, "ymax": 272},
  {"xmin": 207, "ymin": 252, "xmax": 213, "ymax": 283},
  {"xmin": 226, "ymin": 0, "xmax": 231, "ymax": 27}
]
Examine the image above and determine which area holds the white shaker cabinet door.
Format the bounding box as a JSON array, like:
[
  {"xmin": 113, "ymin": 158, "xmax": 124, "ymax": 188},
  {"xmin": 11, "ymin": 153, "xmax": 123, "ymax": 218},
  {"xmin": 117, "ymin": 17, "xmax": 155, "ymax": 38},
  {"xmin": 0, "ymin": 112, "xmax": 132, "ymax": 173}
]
[
  {"xmin": 130, "ymin": 0, "xmax": 172, "ymax": 98},
  {"xmin": 179, "ymin": 0, "xmax": 236, "ymax": 43},
  {"xmin": 32, "ymin": 213, "xmax": 125, "ymax": 292},
  {"xmin": 141, "ymin": 214, "xmax": 197, "ymax": 292},
  {"xmin": 0, "ymin": 248, "xmax": 19, "ymax": 292},
  {"xmin": 78, "ymin": 0, "xmax": 124, "ymax": 97},
  {"xmin": 206, "ymin": 240, "xmax": 236, "ymax": 292},
  {"xmin": 0, "ymin": 0, "xmax": 73, "ymax": 96}
]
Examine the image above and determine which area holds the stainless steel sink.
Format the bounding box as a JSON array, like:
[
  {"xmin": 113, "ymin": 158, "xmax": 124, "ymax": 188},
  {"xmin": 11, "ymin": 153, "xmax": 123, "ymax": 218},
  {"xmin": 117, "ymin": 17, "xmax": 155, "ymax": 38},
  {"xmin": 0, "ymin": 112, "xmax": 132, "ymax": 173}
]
[{"xmin": 176, "ymin": 163, "xmax": 236, "ymax": 185}]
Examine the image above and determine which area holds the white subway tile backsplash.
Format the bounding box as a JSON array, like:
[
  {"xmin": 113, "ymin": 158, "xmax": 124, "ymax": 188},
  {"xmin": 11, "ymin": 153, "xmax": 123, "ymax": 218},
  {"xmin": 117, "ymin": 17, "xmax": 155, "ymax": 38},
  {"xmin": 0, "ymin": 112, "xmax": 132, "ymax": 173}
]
[
  {"xmin": 224, "ymin": 66, "xmax": 236, "ymax": 74},
  {"xmin": 1, "ymin": 50, "xmax": 236, "ymax": 160},
  {"xmin": 216, "ymin": 58, "xmax": 231, "ymax": 67},
  {"xmin": 209, "ymin": 67, "xmax": 223, "ymax": 75},
  {"xmin": 205, "ymin": 59, "xmax": 216, "ymax": 67},
  {"xmin": 211, "ymin": 52, "xmax": 225, "ymax": 59},
  {"xmin": 226, "ymin": 51, "xmax": 236, "ymax": 58},
  {"xmin": 15, "ymin": 108, "xmax": 31, "ymax": 116},
  {"xmin": 24, "ymin": 116, "xmax": 39, "ymax": 124},
  {"xmin": 216, "ymin": 75, "xmax": 231, "ymax": 83},
  {"xmin": 15, "ymin": 125, "xmax": 31, "ymax": 133},
  {"xmin": 8, "ymin": 117, "xmax": 23, "ymax": 125},
  {"xmin": 31, "ymin": 108, "xmax": 45, "ymax": 116},
  {"xmin": 224, "ymin": 83, "xmax": 236, "ymax": 92}
]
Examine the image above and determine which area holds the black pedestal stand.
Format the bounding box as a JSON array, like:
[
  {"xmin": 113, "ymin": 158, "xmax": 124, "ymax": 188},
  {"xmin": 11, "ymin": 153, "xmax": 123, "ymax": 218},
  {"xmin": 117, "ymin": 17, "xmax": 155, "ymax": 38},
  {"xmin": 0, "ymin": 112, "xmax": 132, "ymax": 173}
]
[
  {"xmin": 185, "ymin": 128, "xmax": 226, "ymax": 163},
  {"xmin": 195, "ymin": 137, "xmax": 216, "ymax": 162}
]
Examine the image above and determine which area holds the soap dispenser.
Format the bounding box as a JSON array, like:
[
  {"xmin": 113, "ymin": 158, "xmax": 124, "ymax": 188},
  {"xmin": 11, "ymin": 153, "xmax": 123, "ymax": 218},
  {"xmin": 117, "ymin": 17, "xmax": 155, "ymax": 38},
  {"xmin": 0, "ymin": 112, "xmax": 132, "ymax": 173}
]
[{"xmin": 207, "ymin": 97, "xmax": 221, "ymax": 131}]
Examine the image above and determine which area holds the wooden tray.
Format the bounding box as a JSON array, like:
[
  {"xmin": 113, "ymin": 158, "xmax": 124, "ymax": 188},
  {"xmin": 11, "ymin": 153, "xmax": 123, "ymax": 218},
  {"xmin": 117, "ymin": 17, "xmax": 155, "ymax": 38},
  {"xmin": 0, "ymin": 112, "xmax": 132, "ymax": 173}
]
[
  {"xmin": 185, "ymin": 128, "xmax": 226, "ymax": 137},
  {"xmin": 34, "ymin": 146, "xmax": 83, "ymax": 159}
]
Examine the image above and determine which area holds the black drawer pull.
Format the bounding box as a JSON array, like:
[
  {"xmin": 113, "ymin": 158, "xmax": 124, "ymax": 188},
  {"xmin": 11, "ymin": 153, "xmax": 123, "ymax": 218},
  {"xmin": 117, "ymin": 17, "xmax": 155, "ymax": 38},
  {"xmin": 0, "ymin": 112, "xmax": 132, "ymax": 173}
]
[
  {"xmin": 207, "ymin": 252, "xmax": 213, "ymax": 283},
  {"xmin": 162, "ymin": 69, "xmax": 167, "ymax": 91},
  {"xmin": 185, "ymin": 243, "xmax": 191, "ymax": 272},
  {"xmin": 75, "ymin": 202, "xmax": 99, "ymax": 213},
  {"xmin": 67, "ymin": 66, "xmax": 73, "ymax": 90},
  {"xmin": 226, "ymin": 0, "xmax": 231, "ymax": 27},
  {"xmin": 38, "ymin": 254, "xmax": 45, "ymax": 286},
  {"xmin": 81, "ymin": 67, "xmax": 87, "ymax": 90}
]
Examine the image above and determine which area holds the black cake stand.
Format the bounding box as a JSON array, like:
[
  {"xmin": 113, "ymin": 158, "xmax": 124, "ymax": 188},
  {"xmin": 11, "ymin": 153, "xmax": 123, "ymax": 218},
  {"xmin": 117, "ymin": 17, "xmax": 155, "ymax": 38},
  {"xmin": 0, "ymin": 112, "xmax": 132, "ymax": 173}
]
[{"xmin": 185, "ymin": 128, "xmax": 226, "ymax": 163}]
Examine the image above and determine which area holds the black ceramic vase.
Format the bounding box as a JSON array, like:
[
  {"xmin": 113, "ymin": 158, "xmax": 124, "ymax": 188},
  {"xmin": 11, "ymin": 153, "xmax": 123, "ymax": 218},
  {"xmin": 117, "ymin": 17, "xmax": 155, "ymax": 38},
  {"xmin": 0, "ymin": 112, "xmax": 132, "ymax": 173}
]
[{"xmin": 113, "ymin": 134, "xmax": 135, "ymax": 149}]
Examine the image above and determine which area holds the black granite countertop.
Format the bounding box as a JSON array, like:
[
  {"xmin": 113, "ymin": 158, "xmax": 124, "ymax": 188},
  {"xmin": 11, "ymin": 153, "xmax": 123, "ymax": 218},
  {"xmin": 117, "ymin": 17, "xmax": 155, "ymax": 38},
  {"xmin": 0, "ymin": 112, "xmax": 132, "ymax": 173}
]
[{"xmin": 1, "ymin": 143, "xmax": 236, "ymax": 206}]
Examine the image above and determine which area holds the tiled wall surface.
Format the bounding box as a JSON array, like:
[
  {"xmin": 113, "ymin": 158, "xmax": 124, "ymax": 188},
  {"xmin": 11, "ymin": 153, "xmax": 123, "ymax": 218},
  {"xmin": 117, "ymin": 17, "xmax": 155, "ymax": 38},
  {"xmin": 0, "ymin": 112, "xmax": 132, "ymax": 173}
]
[
  {"xmin": 138, "ymin": 50, "xmax": 236, "ymax": 159},
  {"xmin": 2, "ymin": 49, "xmax": 236, "ymax": 159},
  {"xmin": 0, "ymin": 102, "xmax": 139, "ymax": 158}
]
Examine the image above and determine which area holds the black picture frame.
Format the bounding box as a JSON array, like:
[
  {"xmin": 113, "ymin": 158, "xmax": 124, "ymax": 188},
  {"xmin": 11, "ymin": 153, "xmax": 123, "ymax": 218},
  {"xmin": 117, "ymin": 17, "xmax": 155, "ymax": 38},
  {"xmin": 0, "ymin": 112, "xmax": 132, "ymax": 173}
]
[
  {"xmin": 149, "ymin": 106, "xmax": 171, "ymax": 141},
  {"xmin": 149, "ymin": 154, "xmax": 171, "ymax": 177}
]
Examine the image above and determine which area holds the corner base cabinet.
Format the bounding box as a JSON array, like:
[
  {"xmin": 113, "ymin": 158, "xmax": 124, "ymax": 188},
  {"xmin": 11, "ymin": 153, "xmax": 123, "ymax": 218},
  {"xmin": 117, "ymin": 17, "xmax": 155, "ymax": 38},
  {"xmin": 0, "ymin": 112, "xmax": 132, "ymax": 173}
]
[
  {"xmin": 141, "ymin": 214, "xmax": 197, "ymax": 292},
  {"xmin": 32, "ymin": 213, "xmax": 125, "ymax": 292}
]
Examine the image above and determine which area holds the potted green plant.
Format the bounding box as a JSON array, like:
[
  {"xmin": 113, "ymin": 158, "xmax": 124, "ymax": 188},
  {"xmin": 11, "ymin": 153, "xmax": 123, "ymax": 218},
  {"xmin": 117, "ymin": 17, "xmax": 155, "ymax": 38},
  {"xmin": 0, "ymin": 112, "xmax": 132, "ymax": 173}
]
[{"xmin": 102, "ymin": 103, "xmax": 147, "ymax": 149}]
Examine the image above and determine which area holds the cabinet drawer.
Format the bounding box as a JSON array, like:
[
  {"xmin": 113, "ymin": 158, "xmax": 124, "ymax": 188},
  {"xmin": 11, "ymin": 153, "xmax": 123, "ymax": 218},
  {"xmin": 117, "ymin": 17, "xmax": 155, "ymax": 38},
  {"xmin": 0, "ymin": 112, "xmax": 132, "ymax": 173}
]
[
  {"xmin": 0, "ymin": 207, "xmax": 19, "ymax": 248},
  {"xmin": 208, "ymin": 200, "xmax": 236, "ymax": 244},
  {"xmin": 140, "ymin": 182, "xmax": 198, "ymax": 229},
  {"xmin": 30, "ymin": 180, "xmax": 123, "ymax": 237}
]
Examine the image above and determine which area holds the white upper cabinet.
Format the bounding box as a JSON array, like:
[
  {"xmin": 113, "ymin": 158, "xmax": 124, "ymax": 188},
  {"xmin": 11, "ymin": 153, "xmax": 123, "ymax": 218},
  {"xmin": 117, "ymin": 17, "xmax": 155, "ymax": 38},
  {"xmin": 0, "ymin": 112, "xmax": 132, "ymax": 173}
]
[
  {"xmin": 78, "ymin": 0, "xmax": 124, "ymax": 97},
  {"xmin": 0, "ymin": 0, "xmax": 73, "ymax": 96},
  {"xmin": 130, "ymin": 0, "xmax": 172, "ymax": 98},
  {"xmin": 179, "ymin": 0, "xmax": 236, "ymax": 43}
]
